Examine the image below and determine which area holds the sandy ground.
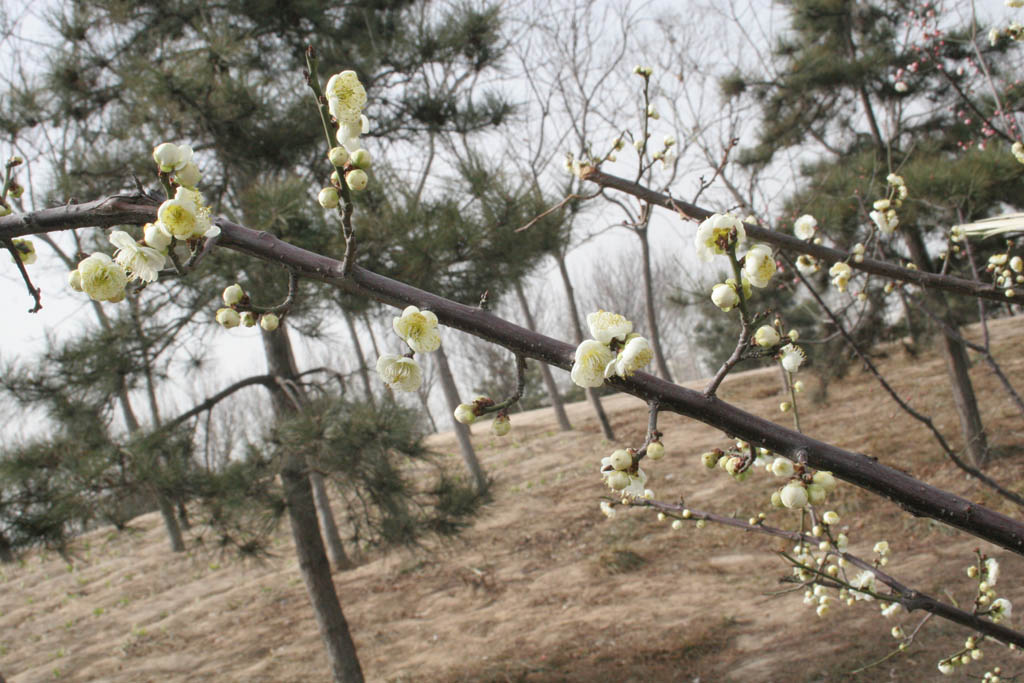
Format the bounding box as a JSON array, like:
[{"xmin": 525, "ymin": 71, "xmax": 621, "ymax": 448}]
[{"xmin": 4, "ymin": 317, "xmax": 1024, "ymax": 682}]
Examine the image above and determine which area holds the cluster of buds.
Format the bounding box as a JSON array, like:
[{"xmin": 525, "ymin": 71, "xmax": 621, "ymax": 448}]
[
  {"xmin": 453, "ymin": 396, "xmax": 512, "ymax": 437},
  {"xmin": 764, "ymin": 458, "xmax": 837, "ymax": 510},
  {"xmin": 599, "ymin": 447, "xmax": 650, "ymax": 499},
  {"xmin": 0, "ymin": 155, "xmax": 24, "ymax": 217},
  {"xmin": 986, "ymin": 249, "xmax": 1023, "ymax": 299},
  {"xmin": 869, "ymin": 174, "xmax": 908, "ymax": 235},
  {"xmin": 215, "ymin": 283, "xmax": 280, "ymax": 331},
  {"xmin": 320, "ymin": 70, "xmax": 372, "ymax": 198}
]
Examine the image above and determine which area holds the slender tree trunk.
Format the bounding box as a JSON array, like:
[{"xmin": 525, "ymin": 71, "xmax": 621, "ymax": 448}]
[
  {"xmin": 262, "ymin": 324, "xmax": 351, "ymax": 569},
  {"xmin": 342, "ymin": 308, "xmax": 375, "ymax": 406},
  {"xmin": 114, "ymin": 358, "xmax": 185, "ymax": 552},
  {"xmin": 155, "ymin": 494, "xmax": 185, "ymax": 552},
  {"xmin": 512, "ymin": 280, "xmax": 572, "ymax": 431},
  {"xmin": 432, "ymin": 343, "xmax": 488, "ymax": 493},
  {"xmin": 311, "ymin": 471, "xmax": 352, "ymax": 570},
  {"xmin": 360, "ymin": 311, "xmax": 381, "ymax": 359},
  {"xmin": 0, "ymin": 534, "xmax": 14, "ymax": 563},
  {"xmin": 637, "ymin": 227, "xmax": 674, "ymax": 382},
  {"xmin": 416, "ymin": 390, "xmax": 439, "ymax": 433},
  {"xmin": 261, "ymin": 325, "xmax": 365, "ymax": 682},
  {"xmin": 280, "ymin": 449, "xmax": 365, "ymax": 683},
  {"xmin": 554, "ymin": 252, "xmax": 616, "ymax": 440},
  {"xmin": 902, "ymin": 227, "xmax": 989, "ymax": 467}
]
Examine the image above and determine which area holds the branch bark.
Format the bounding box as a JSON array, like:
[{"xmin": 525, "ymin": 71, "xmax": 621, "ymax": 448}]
[{"xmin": 5, "ymin": 198, "xmax": 1024, "ymax": 556}]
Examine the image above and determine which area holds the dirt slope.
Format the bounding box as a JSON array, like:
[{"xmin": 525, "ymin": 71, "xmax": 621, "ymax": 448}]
[{"xmin": 3, "ymin": 317, "xmax": 1024, "ymax": 682}]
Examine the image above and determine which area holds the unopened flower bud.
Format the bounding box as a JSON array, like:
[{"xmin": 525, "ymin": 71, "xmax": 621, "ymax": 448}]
[
  {"xmin": 260, "ymin": 313, "xmax": 280, "ymax": 331},
  {"xmin": 346, "ymin": 168, "xmax": 368, "ymax": 191},
  {"xmin": 607, "ymin": 470, "xmax": 630, "ymax": 490},
  {"xmin": 646, "ymin": 441, "xmax": 665, "ymax": 460},
  {"xmin": 68, "ymin": 270, "xmax": 83, "ymax": 292},
  {"xmin": 491, "ymin": 414, "xmax": 511, "ymax": 437},
  {"xmin": 216, "ymin": 307, "xmax": 241, "ymax": 328},
  {"xmin": 701, "ymin": 451, "xmax": 720, "ymax": 468},
  {"xmin": 240, "ymin": 311, "xmax": 257, "ymax": 327},
  {"xmin": 318, "ymin": 187, "xmax": 340, "ymax": 209},
  {"xmin": 222, "ymin": 283, "xmax": 244, "ymax": 306},
  {"xmin": 610, "ymin": 449, "xmax": 632, "ymax": 471},
  {"xmin": 328, "ymin": 146, "xmax": 349, "ymax": 166},
  {"xmin": 780, "ymin": 482, "xmax": 808, "ymax": 509},
  {"xmin": 806, "ymin": 483, "xmax": 827, "ymax": 505},
  {"xmin": 454, "ymin": 403, "xmax": 477, "ymax": 424},
  {"xmin": 350, "ymin": 148, "xmax": 372, "ymax": 169}
]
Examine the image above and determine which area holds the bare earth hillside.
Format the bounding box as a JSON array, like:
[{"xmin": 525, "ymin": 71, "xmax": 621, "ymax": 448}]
[{"xmin": 4, "ymin": 317, "xmax": 1024, "ymax": 682}]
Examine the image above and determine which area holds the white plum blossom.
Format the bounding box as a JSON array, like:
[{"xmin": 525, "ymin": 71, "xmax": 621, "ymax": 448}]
[
  {"xmin": 336, "ymin": 114, "xmax": 370, "ymax": 153},
  {"xmin": 795, "ymin": 254, "xmax": 818, "ymax": 275},
  {"xmin": 770, "ymin": 457, "xmax": 795, "ymax": 477},
  {"xmin": 571, "ymin": 339, "xmax": 615, "ymax": 388},
  {"xmin": 695, "ymin": 212, "xmax": 746, "ymax": 261},
  {"xmin": 985, "ymin": 557, "xmax": 1000, "ymax": 586},
  {"xmin": 587, "ymin": 310, "xmax": 633, "ymax": 345},
  {"xmin": 157, "ymin": 187, "xmax": 218, "ymax": 240},
  {"xmin": 870, "ymin": 209, "xmax": 899, "ymax": 234},
  {"xmin": 794, "ymin": 214, "xmax": 817, "ymax": 239},
  {"xmin": 393, "ymin": 305, "xmax": 441, "ymax": 353},
  {"xmin": 109, "ymin": 230, "xmax": 166, "ymax": 283},
  {"xmin": 76, "ymin": 252, "xmax": 128, "ymax": 302},
  {"xmin": 325, "ymin": 70, "xmax": 367, "ymax": 126},
  {"xmin": 744, "ymin": 244, "xmax": 776, "ymax": 288},
  {"xmin": 605, "ymin": 335, "xmax": 653, "ymax": 378},
  {"xmin": 990, "ymin": 598, "xmax": 1012, "ymax": 623},
  {"xmin": 779, "ymin": 343, "xmax": 806, "ymax": 373},
  {"xmin": 1014, "ymin": 141, "xmax": 1024, "ymax": 165},
  {"xmin": 376, "ymin": 354, "xmax": 423, "ymax": 392},
  {"xmin": 850, "ymin": 570, "xmax": 878, "ymax": 600},
  {"xmin": 830, "ymin": 261, "xmax": 852, "ymax": 292}
]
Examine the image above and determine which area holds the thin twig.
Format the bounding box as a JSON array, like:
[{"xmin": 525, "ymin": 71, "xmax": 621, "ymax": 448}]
[{"xmin": 3, "ymin": 237, "xmax": 41, "ymax": 312}]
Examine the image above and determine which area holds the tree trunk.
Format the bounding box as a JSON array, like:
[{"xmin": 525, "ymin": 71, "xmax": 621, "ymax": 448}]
[
  {"xmin": 156, "ymin": 492, "xmax": 185, "ymax": 552},
  {"xmin": 554, "ymin": 251, "xmax": 616, "ymax": 440},
  {"xmin": 360, "ymin": 311, "xmax": 381, "ymax": 359},
  {"xmin": 262, "ymin": 325, "xmax": 365, "ymax": 682},
  {"xmin": 902, "ymin": 227, "xmax": 989, "ymax": 467},
  {"xmin": 280, "ymin": 450, "xmax": 365, "ymax": 683},
  {"xmin": 342, "ymin": 308, "xmax": 375, "ymax": 406},
  {"xmin": 432, "ymin": 343, "xmax": 488, "ymax": 493},
  {"xmin": 416, "ymin": 390, "xmax": 439, "ymax": 433},
  {"xmin": 637, "ymin": 227, "xmax": 674, "ymax": 382},
  {"xmin": 512, "ymin": 280, "xmax": 572, "ymax": 431},
  {"xmin": 311, "ymin": 471, "xmax": 352, "ymax": 570},
  {"xmin": 262, "ymin": 324, "xmax": 351, "ymax": 567}
]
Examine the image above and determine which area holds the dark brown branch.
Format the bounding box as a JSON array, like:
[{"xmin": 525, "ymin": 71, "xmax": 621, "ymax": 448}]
[
  {"xmin": 580, "ymin": 168, "xmax": 1008, "ymax": 303},
  {"xmin": 5, "ymin": 197, "xmax": 1024, "ymax": 556}
]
